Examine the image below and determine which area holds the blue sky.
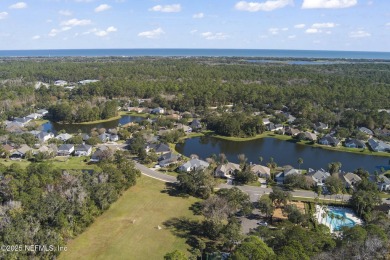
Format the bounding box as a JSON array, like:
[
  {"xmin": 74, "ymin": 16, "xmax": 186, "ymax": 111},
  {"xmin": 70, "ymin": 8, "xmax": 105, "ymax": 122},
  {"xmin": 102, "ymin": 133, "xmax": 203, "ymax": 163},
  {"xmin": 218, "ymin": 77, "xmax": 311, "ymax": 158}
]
[{"xmin": 0, "ymin": 0, "xmax": 389, "ymax": 51}]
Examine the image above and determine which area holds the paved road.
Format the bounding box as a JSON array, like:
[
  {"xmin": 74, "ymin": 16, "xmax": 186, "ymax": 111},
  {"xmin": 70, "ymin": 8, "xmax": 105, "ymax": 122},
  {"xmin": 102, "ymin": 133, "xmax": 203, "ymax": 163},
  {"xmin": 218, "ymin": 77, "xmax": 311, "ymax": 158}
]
[{"xmin": 132, "ymin": 159, "xmax": 389, "ymax": 205}]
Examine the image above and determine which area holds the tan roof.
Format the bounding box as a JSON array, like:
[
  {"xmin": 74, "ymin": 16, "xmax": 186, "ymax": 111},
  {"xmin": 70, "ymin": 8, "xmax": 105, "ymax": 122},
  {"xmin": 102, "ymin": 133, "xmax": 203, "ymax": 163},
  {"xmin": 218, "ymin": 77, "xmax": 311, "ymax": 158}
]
[{"xmin": 251, "ymin": 164, "xmax": 271, "ymax": 175}]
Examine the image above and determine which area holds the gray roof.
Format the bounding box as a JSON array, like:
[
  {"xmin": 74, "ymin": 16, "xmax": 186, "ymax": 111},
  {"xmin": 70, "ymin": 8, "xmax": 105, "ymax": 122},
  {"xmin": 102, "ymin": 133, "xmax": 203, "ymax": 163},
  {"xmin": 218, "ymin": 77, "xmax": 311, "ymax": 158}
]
[
  {"xmin": 345, "ymin": 138, "xmax": 366, "ymax": 148},
  {"xmin": 148, "ymin": 143, "xmax": 171, "ymax": 153},
  {"xmin": 343, "ymin": 172, "xmax": 362, "ymax": 185},
  {"xmin": 75, "ymin": 144, "xmax": 92, "ymax": 152},
  {"xmin": 368, "ymin": 139, "xmax": 390, "ymax": 152},
  {"xmin": 180, "ymin": 158, "xmax": 209, "ymax": 170},
  {"xmin": 58, "ymin": 144, "xmax": 74, "ymax": 151},
  {"xmin": 358, "ymin": 127, "xmax": 374, "ymax": 136},
  {"xmin": 308, "ymin": 169, "xmax": 330, "ymax": 183}
]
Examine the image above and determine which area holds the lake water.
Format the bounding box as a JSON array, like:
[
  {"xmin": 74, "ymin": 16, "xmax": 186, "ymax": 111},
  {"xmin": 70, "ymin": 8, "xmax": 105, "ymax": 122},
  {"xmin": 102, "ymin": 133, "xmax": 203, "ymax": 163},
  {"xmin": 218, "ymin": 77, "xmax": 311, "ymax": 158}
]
[
  {"xmin": 175, "ymin": 136, "xmax": 390, "ymax": 172},
  {"xmin": 41, "ymin": 115, "xmax": 144, "ymax": 134}
]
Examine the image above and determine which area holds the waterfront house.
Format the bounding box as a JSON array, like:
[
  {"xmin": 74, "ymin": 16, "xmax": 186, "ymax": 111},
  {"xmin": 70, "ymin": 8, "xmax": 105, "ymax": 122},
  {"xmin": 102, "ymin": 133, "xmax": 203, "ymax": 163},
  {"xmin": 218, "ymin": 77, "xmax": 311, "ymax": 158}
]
[
  {"xmin": 275, "ymin": 168, "xmax": 303, "ymax": 184},
  {"xmin": 178, "ymin": 158, "xmax": 209, "ymax": 172},
  {"xmin": 285, "ymin": 128, "xmax": 301, "ymax": 136},
  {"xmin": 308, "ymin": 169, "xmax": 330, "ymax": 186},
  {"xmin": 215, "ymin": 162, "xmax": 241, "ymax": 178},
  {"xmin": 56, "ymin": 133, "xmax": 73, "ymax": 142},
  {"xmin": 57, "ymin": 144, "xmax": 74, "ymax": 156},
  {"xmin": 262, "ymin": 118, "xmax": 271, "ymax": 126},
  {"xmin": 304, "ymin": 131, "xmax": 317, "ymax": 141},
  {"xmin": 267, "ymin": 123, "xmax": 283, "ymax": 132},
  {"xmin": 344, "ymin": 138, "xmax": 366, "ymax": 149},
  {"xmin": 145, "ymin": 142, "xmax": 171, "ymax": 155},
  {"xmin": 367, "ymin": 139, "xmax": 390, "ymax": 152},
  {"xmin": 190, "ymin": 119, "xmax": 202, "ymax": 130},
  {"xmin": 151, "ymin": 107, "xmax": 165, "ymax": 114},
  {"xmin": 37, "ymin": 132, "xmax": 55, "ymax": 142},
  {"xmin": 26, "ymin": 113, "xmax": 42, "ymax": 120},
  {"xmin": 250, "ymin": 164, "xmax": 271, "ymax": 179},
  {"xmin": 74, "ymin": 144, "xmax": 92, "ymax": 156},
  {"xmin": 342, "ymin": 172, "xmax": 362, "ymax": 189},
  {"xmin": 318, "ymin": 134, "xmax": 340, "ymax": 146},
  {"xmin": 36, "ymin": 109, "xmax": 49, "ymax": 116}
]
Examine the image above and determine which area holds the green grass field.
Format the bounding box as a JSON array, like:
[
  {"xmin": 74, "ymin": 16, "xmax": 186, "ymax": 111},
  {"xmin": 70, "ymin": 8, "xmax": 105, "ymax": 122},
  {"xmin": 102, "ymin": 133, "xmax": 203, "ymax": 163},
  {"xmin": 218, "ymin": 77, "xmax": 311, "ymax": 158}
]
[{"xmin": 59, "ymin": 175, "xmax": 201, "ymax": 260}]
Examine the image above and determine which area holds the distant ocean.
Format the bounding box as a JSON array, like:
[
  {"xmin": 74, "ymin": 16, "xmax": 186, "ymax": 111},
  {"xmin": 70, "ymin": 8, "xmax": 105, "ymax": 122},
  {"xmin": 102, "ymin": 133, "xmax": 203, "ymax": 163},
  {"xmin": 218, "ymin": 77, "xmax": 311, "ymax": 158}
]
[{"xmin": 0, "ymin": 49, "xmax": 390, "ymax": 60}]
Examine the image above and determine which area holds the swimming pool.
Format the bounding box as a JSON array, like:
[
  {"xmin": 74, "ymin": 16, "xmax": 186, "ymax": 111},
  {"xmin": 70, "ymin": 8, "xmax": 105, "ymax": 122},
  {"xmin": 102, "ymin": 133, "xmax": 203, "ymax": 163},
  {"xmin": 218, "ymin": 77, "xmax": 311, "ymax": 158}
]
[{"xmin": 315, "ymin": 206, "xmax": 363, "ymax": 232}]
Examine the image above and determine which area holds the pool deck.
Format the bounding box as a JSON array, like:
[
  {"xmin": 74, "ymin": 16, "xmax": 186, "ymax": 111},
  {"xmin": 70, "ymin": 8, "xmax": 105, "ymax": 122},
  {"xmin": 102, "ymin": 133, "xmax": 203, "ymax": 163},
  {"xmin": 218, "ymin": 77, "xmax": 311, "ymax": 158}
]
[{"xmin": 315, "ymin": 205, "xmax": 363, "ymax": 233}]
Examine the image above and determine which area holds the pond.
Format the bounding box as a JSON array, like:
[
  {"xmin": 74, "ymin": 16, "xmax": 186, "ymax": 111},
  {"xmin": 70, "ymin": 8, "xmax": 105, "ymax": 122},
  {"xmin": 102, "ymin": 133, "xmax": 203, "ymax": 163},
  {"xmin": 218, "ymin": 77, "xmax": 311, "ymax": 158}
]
[
  {"xmin": 175, "ymin": 136, "xmax": 390, "ymax": 172},
  {"xmin": 41, "ymin": 115, "xmax": 144, "ymax": 134}
]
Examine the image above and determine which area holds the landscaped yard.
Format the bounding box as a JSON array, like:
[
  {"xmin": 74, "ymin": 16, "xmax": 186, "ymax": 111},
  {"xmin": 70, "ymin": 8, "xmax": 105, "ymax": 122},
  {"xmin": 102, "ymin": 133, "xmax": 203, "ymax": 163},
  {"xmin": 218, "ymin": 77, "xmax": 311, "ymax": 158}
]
[{"xmin": 59, "ymin": 175, "xmax": 201, "ymax": 260}]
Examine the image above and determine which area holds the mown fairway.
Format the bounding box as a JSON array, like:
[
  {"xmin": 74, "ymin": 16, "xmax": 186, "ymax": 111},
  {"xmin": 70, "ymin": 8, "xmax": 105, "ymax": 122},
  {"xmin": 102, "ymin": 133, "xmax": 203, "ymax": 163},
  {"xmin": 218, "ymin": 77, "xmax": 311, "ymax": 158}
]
[{"xmin": 60, "ymin": 175, "xmax": 200, "ymax": 260}]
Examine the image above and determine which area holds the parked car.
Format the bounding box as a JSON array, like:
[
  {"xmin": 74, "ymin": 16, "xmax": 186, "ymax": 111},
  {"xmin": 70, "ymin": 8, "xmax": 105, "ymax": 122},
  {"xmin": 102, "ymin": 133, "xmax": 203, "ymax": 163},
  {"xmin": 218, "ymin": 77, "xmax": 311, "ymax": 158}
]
[{"xmin": 257, "ymin": 221, "xmax": 268, "ymax": 226}]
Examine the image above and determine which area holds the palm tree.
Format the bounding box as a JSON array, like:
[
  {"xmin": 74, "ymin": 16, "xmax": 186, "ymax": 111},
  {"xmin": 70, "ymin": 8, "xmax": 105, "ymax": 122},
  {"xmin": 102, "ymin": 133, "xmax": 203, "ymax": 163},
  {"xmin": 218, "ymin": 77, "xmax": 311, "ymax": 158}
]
[{"xmin": 297, "ymin": 157, "xmax": 303, "ymax": 169}]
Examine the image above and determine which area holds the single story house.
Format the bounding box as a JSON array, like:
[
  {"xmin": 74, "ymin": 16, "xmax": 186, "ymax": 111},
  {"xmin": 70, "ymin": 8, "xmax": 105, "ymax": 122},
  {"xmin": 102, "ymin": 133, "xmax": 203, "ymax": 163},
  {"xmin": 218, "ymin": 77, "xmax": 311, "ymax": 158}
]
[
  {"xmin": 54, "ymin": 80, "xmax": 68, "ymax": 86},
  {"xmin": 308, "ymin": 169, "xmax": 331, "ymax": 186},
  {"xmin": 313, "ymin": 122, "xmax": 328, "ymax": 131},
  {"xmin": 304, "ymin": 131, "xmax": 317, "ymax": 141},
  {"xmin": 56, "ymin": 133, "xmax": 73, "ymax": 142},
  {"xmin": 110, "ymin": 134, "xmax": 119, "ymax": 142},
  {"xmin": 145, "ymin": 143, "xmax": 171, "ymax": 155},
  {"xmin": 358, "ymin": 127, "xmax": 374, "ymax": 137},
  {"xmin": 262, "ymin": 118, "xmax": 271, "ymax": 125},
  {"xmin": 250, "ymin": 164, "xmax": 271, "ymax": 179},
  {"xmin": 267, "ymin": 123, "xmax": 283, "ymax": 132},
  {"xmin": 215, "ymin": 162, "xmax": 240, "ymax": 178},
  {"xmin": 13, "ymin": 117, "xmax": 32, "ymax": 126},
  {"xmin": 98, "ymin": 133, "xmax": 111, "ymax": 143},
  {"xmin": 57, "ymin": 144, "xmax": 74, "ymax": 156},
  {"xmin": 376, "ymin": 174, "xmax": 390, "ymax": 191},
  {"xmin": 318, "ymin": 134, "xmax": 340, "ymax": 147},
  {"xmin": 342, "ymin": 172, "xmax": 362, "ymax": 189},
  {"xmin": 37, "ymin": 132, "xmax": 55, "ymax": 142},
  {"xmin": 285, "ymin": 128, "xmax": 301, "ymax": 136},
  {"xmin": 81, "ymin": 133, "xmax": 90, "ymax": 141},
  {"xmin": 344, "ymin": 138, "xmax": 366, "ymax": 149},
  {"xmin": 36, "ymin": 109, "xmax": 49, "ymax": 116},
  {"xmin": 151, "ymin": 107, "xmax": 165, "ymax": 114},
  {"xmin": 26, "ymin": 113, "xmax": 43, "ymax": 120},
  {"xmin": 368, "ymin": 139, "xmax": 390, "ymax": 152},
  {"xmin": 74, "ymin": 144, "xmax": 92, "ymax": 156},
  {"xmin": 10, "ymin": 145, "xmax": 32, "ymax": 159},
  {"xmin": 158, "ymin": 152, "xmax": 180, "ymax": 167},
  {"xmin": 190, "ymin": 119, "xmax": 202, "ymax": 130},
  {"xmin": 275, "ymin": 168, "xmax": 303, "ymax": 184},
  {"xmin": 178, "ymin": 158, "xmax": 209, "ymax": 172}
]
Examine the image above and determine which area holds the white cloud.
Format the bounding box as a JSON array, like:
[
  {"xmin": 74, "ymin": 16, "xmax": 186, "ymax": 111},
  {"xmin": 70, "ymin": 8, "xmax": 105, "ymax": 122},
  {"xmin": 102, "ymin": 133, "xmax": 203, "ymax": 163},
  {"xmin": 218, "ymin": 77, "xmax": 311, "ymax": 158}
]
[
  {"xmin": 59, "ymin": 10, "xmax": 72, "ymax": 16},
  {"xmin": 95, "ymin": 4, "xmax": 111, "ymax": 13},
  {"xmin": 94, "ymin": 26, "xmax": 117, "ymax": 37},
  {"xmin": 193, "ymin": 12, "xmax": 204, "ymax": 19},
  {"xmin": 49, "ymin": 29, "xmax": 60, "ymax": 37},
  {"xmin": 61, "ymin": 18, "xmax": 92, "ymax": 27},
  {"xmin": 312, "ymin": 22, "xmax": 337, "ymax": 28},
  {"xmin": 0, "ymin": 12, "xmax": 8, "ymax": 19},
  {"xmin": 268, "ymin": 28, "xmax": 279, "ymax": 35},
  {"xmin": 386, "ymin": 22, "xmax": 390, "ymax": 26},
  {"xmin": 235, "ymin": 0, "xmax": 292, "ymax": 12},
  {"xmin": 190, "ymin": 29, "xmax": 198, "ymax": 34},
  {"xmin": 305, "ymin": 28, "xmax": 320, "ymax": 34},
  {"xmin": 201, "ymin": 32, "xmax": 229, "ymax": 40},
  {"xmin": 294, "ymin": 24, "xmax": 305, "ymax": 29},
  {"xmin": 349, "ymin": 30, "xmax": 371, "ymax": 38},
  {"xmin": 9, "ymin": 2, "xmax": 27, "ymax": 9},
  {"xmin": 288, "ymin": 35, "xmax": 296, "ymax": 39},
  {"xmin": 61, "ymin": 26, "xmax": 72, "ymax": 31},
  {"xmin": 138, "ymin": 28, "xmax": 165, "ymax": 39},
  {"xmin": 302, "ymin": 0, "xmax": 357, "ymax": 9},
  {"xmin": 32, "ymin": 35, "xmax": 40, "ymax": 40},
  {"xmin": 149, "ymin": 4, "xmax": 181, "ymax": 13}
]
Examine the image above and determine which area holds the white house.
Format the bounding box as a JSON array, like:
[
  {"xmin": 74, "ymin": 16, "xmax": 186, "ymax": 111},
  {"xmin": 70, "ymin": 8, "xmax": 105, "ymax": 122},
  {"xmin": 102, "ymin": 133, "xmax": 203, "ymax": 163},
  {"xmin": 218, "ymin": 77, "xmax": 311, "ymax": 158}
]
[
  {"xmin": 178, "ymin": 158, "xmax": 209, "ymax": 172},
  {"xmin": 56, "ymin": 133, "xmax": 73, "ymax": 142},
  {"xmin": 57, "ymin": 144, "xmax": 74, "ymax": 156},
  {"xmin": 74, "ymin": 144, "xmax": 92, "ymax": 156},
  {"xmin": 37, "ymin": 132, "xmax": 55, "ymax": 142}
]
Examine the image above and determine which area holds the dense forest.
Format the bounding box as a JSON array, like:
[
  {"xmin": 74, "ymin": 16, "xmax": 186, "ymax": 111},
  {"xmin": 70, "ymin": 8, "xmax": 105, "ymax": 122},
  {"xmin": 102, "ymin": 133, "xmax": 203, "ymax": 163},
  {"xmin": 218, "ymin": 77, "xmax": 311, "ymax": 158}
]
[
  {"xmin": 0, "ymin": 58, "xmax": 389, "ymax": 131},
  {"xmin": 0, "ymin": 151, "xmax": 140, "ymax": 259}
]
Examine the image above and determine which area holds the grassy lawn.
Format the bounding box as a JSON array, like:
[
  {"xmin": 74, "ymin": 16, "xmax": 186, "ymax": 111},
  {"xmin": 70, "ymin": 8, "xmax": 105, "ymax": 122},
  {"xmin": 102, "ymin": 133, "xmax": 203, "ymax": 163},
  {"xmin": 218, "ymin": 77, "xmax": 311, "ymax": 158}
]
[
  {"xmin": 60, "ymin": 175, "xmax": 201, "ymax": 260},
  {"xmin": 0, "ymin": 156, "xmax": 96, "ymax": 170},
  {"xmin": 379, "ymin": 193, "xmax": 390, "ymax": 199}
]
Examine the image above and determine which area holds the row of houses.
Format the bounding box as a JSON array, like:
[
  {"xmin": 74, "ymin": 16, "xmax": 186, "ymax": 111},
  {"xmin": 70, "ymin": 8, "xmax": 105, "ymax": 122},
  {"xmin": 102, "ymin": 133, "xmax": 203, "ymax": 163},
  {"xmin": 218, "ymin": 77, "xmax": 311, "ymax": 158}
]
[{"xmin": 8, "ymin": 143, "xmax": 93, "ymax": 159}]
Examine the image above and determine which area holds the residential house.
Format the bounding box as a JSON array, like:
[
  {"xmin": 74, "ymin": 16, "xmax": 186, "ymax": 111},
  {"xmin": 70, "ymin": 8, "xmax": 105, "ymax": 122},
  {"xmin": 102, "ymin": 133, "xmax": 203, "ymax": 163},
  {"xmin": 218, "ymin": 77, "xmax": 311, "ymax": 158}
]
[
  {"xmin": 145, "ymin": 143, "xmax": 171, "ymax": 155},
  {"xmin": 127, "ymin": 107, "xmax": 146, "ymax": 113},
  {"xmin": 318, "ymin": 134, "xmax": 340, "ymax": 146},
  {"xmin": 98, "ymin": 133, "xmax": 111, "ymax": 143},
  {"xmin": 250, "ymin": 164, "xmax": 271, "ymax": 179},
  {"xmin": 37, "ymin": 132, "xmax": 55, "ymax": 142},
  {"xmin": 1, "ymin": 144, "xmax": 14, "ymax": 155},
  {"xmin": 313, "ymin": 122, "xmax": 328, "ymax": 131},
  {"xmin": 178, "ymin": 158, "xmax": 210, "ymax": 172},
  {"xmin": 215, "ymin": 162, "xmax": 240, "ymax": 178},
  {"xmin": 57, "ymin": 144, "xmax": 74, "ymax": 156},
  {"xmin": 308, "ymin": 169, "xmax": 331, "ymax": 186},
  {"xmin": 267, "ymin": 123, "xmax": 283, "ymax": 132},
  {"xmin": 5, "ymin": 123, "xmax": 24, "ymax": 133},
  {"xmin": 110, "ymin": 134, "xmax": 119, "ymax": 142},
  {"xmin": 358, "ymin": 127, "xmax": 374, "ymax": 137},
  {"xmin": 81, "ymin": 133, "xmax": 90, "ymax": 141},
  {"xmin": 275, "ymin": 168, "xmax": 303, "ymax": 184},
  {"xmin": 54, "ymin": 80, "xmax": 68, "ymax": 86},
  {"xmin": 262, "ymin": 118, "xmax": 271, "ymax": 126},
  {"xmin": 56, "ymin": 133, "xmax": 73, "ymax": 142},
  {"xmin": 74, "ymin": 144, "xmax": 92, "ymax": 156},
  {"xmin": 158, "ymin": 152, "xmax": 180, "ymax": 167},
  {"xmin": 304, "ymin": 131, "xmax": 318, "ymax": 141},
  {"xmin": 283, "ymin": 113, "xmax": 296, "ymax": 124},
  {"xmin": 190, "ymin": 119, "xmax": 202, "ymax": 130},
  {"xmin": 342, "ymin": 172, "xmax": 362, "ymax": 189},
  {"xmin": 13, "ymin": 117, "xmax": 32, "ymax": 126},
  {"xmin": 78, "ymin": 79, "xmax": 99, "ymax": 85},
  {"xmin": 151, "ymin": 107, "xmax": 165, "ymax": 114},
  {"xmin": 367, "ymin": 139, "xmax": 390, "ymax": 152},
  {"xmin": 344, "ymin": 138, "xmax": 366, "ymax": 149},
  {"xmin": 375, "ymin": 128, "xmax": 390, "ymax": 138},
  {"xmin": 376, "ymin": 174, "xmax": 390, "ymax": 191},
  {"xmin": 285, "ymin": 128, "xmax": 301, "ymax": 136},
  {"xmin": 26, "ymin": 113, "xmax": 42, "ymax": 120},
  {"xmin": 174, "ymin": 123, "xmax": 192, "ymax": 133},
  {"xmin": 10, "ymin": 145, "xmax": 32, "ymax": 159},
  {"xmin": 36, "ymin": 109, "xmax": 49, "ymax": 116}
]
